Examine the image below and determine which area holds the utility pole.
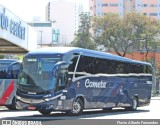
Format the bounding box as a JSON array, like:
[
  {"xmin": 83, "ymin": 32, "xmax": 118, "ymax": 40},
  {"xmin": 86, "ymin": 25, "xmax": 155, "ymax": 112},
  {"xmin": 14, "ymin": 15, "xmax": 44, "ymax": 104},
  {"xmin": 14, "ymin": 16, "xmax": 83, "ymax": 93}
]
[
  {"xmin": 50, "ymin": 20, "xmax": 56, "ymax": 46},
  {"xmin": 152, "ymin": 38, "xmax": 157, "ymax": 96},
  {"xmin": 39, "ymin": 30, "xmax": 43, "ymax": 48}
]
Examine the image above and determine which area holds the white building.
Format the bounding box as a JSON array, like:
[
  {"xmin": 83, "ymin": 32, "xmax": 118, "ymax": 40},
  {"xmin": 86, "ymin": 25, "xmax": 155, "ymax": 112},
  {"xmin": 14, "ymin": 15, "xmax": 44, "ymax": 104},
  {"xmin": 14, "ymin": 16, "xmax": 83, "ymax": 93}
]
[
  {"xmin": 28, "ymin": 21, "xmax": 60, "ymax": 48},
  {"xmin": 45, "ymin": 0, "xmax": 83, "ymax": 44}
]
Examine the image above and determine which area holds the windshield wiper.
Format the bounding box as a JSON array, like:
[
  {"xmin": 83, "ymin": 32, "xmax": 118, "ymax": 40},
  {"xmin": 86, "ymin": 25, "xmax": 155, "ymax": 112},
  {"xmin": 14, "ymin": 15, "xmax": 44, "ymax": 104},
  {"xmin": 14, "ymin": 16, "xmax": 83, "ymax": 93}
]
[{"xmin": 18, "ymin": 84, "xmax": 44, "ymax": 93}]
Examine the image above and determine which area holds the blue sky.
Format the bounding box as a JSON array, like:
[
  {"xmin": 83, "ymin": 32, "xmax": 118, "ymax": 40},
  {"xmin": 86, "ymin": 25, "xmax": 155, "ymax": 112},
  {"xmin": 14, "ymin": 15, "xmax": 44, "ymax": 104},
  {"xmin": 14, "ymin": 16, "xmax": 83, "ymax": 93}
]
[{"xmin": 0, "ymin": 0, "xmax": 89, "ymax": 21}]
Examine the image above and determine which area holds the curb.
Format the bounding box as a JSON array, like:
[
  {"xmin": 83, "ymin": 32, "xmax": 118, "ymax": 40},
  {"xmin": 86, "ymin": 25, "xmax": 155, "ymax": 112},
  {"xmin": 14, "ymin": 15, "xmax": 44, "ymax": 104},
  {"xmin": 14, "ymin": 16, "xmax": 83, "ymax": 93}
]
[
  {"xmin": 151, "ymin": 97, "xmax": 160, "ymax": 100},
  {"xmin": 0, "ymin": 106, "xmax": 7, "ymax": 110}
]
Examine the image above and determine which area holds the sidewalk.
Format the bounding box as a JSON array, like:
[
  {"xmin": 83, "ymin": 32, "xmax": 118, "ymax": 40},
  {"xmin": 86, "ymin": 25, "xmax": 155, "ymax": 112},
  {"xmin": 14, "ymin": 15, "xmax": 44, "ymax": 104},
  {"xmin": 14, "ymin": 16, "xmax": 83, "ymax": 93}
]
[
  {"xmin": 151, "ymin": 96, "xmax": 160, "ymax": 100},
  {"xmin": 0, "ymin": 106, "xmax": 7, "ymax": 110}
]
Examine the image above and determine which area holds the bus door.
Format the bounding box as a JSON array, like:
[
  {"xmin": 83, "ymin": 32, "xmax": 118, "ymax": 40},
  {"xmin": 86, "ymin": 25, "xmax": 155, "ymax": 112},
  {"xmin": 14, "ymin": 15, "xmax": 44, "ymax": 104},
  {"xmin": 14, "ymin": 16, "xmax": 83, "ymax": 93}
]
[
  {"xmin": 57, "ymin": 64, "xmax": 69, "ymax": 91},
  {"xmin": 53, "ymin": 62, "xmax": 69, "ymax": 91}
]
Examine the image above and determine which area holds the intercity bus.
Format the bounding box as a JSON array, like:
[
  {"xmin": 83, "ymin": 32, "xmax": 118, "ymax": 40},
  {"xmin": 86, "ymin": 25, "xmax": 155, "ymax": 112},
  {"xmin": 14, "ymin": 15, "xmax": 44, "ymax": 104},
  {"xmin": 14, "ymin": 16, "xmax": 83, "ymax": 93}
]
[
  {"xmin": 16, "ymin": 47, "xmax": 152, "ymax": 115},
  {"xmin": 0, "ymin": 59, "xmax": 21, "ymax": 110}
]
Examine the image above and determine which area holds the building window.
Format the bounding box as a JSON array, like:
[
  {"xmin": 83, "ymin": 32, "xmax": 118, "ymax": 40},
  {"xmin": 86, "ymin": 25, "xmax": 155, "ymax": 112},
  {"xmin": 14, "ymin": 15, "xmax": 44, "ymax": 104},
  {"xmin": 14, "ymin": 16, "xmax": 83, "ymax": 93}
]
[
  {"xmin": 33, "ymin": 23, "xmax": 52, "ymax": 27},
  {"xmin": 150, "ymin": 4, "xmax": 157, "ymax": 7},
  {"xmin": 110, "ymin": 3, "xmax": 118, "ymax": 7},
  {"xmin": 142, "ymin": 4, "xmax": 148, "ymax": 7},
  {"xmin": 102, "ymin": 4, "xmax": 108, "ymax": 7},
  {"xmin": 150, "ymin": 13, "xmax": 157, "ymax": 16}
]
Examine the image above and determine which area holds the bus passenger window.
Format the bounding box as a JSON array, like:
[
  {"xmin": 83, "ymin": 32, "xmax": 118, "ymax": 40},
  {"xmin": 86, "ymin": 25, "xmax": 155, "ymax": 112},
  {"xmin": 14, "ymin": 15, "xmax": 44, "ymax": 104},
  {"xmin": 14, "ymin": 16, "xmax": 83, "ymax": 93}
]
[
  {"xmin": 0, "ymin": 70, "xmax": 7, "ymax": 79},
  {"xmin": 7, "ymin": 62, "xmax": 20, "ymax": 79}
]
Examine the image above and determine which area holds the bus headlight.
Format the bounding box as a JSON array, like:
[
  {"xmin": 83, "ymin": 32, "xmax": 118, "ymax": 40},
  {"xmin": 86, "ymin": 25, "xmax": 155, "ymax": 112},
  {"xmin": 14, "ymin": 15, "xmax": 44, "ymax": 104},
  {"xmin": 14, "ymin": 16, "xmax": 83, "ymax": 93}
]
[
  {"xmin": 44, "ymin": 94, "xmax": 63, "ymax": 102},
  {"xmin": 44, "ymin": 97, "xmax": 54, "ymax": 101},
  {"xmin": 44, "ymin": 98, "xmax": 51, "ymax": 102},
  {"xmin": 16, "ymin": 95, "xmax": 21, "ymax": 100}
]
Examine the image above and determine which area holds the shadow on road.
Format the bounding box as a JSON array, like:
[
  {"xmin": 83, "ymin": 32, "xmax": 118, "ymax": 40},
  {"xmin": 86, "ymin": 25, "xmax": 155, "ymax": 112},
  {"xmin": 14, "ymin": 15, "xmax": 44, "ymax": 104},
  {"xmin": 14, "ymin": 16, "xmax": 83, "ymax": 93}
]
[
  {"xmin": 0, "ymin": 108, "xmax": 150, "ymax": 122},
  {"xmin": 0, "ymin": 109, "xmax": 29, "ymax": 112}
]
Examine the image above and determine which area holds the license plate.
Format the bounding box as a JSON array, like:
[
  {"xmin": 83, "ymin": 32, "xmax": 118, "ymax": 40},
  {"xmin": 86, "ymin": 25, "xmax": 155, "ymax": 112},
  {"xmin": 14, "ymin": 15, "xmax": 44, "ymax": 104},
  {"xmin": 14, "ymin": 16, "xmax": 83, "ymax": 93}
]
[{"xmin": 28, "ymin": 106, "xmax": 36, "ymax": 110}]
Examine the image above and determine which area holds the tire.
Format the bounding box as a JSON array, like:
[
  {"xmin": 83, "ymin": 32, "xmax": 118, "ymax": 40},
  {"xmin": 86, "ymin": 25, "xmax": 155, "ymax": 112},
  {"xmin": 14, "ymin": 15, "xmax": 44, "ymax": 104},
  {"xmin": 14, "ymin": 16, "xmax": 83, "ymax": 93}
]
[
  {"xmin": 125, "ymin": 97, "xmax": 138, "ymax": 111},
  {"xmin": 39, "ymin": 110, "xmax": 52, "ymax": 115},
  {"xmin": 6, "ymin": 97, "xmax": 16, "ymax": 110},
  {"xmin": 68, "ymin": 99, "xmax": 84, "ymax": 116}
]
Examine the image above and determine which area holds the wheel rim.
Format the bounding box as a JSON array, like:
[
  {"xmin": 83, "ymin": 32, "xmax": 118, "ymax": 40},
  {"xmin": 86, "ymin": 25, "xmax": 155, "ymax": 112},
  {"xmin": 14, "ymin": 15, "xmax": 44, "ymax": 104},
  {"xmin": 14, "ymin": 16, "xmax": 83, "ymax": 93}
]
[
  {"xmin": 133, "ymin": 98, "xmax": 137, "ymax": 110},
  {"xmin": 72, "ymin": 101, "xmax": 81, "ymax": 114}
]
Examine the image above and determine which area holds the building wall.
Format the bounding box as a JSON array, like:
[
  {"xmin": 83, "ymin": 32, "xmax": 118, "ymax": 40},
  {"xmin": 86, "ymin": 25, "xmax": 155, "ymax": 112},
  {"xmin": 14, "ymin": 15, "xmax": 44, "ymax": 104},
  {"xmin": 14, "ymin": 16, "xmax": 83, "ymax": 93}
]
[
  {"xmin": 89, "ymin": 0, "xmax": 96, "ymax": 16},
  {"xmin": 45, "ymin": 0, "xmax": 83, "ymax": 45},
  {"xmin": 28, "ymin": 22, "xmax": 58, "ymax": 48},
  {"xmin": 90, "ymin": 0, "xmax": 160, "ymax": 19},
  {"xmin": 124, "ymin": 0, "xmax": 135, "ymax": 15},
  {"xmin": 134, "ymin": 0, "xmax": 160, "ymax": 19},
  {"xmin": 90, "ymin": 0, "xmax": 123, "ymax": 16}
]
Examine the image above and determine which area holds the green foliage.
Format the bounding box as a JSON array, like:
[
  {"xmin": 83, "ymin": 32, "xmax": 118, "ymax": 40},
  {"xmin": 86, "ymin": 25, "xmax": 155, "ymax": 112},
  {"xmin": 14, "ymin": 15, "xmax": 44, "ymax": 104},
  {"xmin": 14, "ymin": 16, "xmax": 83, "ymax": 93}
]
[
  {"xmin": 92, "ymin": 12, "xmax": 160, "ymax": 57},
  {"xmin": 0, "ymin": 55, "xmax": 5, "ymax": 59},
  {"xmin": 16, "ymin": 54, "xmax": 24, "ymax": 60},
  {"xmin": 0, "ymin": 54, "xmax": 23, "ymax": 60},
  {"xmin": 71, "ymin": 12, "xmax": 97, "ymax": 50}
]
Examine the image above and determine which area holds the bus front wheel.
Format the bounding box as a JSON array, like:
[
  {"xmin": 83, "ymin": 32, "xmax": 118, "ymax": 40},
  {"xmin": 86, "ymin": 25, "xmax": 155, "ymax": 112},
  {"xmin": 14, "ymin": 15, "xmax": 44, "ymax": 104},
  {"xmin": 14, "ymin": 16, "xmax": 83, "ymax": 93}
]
[
  {"xmin": 125, "ymin": 97, "xmax": 138, "ymax": 111},
  {"xmin": 68, "ymin": 99, "xmax": 84, "ymax": 116}
]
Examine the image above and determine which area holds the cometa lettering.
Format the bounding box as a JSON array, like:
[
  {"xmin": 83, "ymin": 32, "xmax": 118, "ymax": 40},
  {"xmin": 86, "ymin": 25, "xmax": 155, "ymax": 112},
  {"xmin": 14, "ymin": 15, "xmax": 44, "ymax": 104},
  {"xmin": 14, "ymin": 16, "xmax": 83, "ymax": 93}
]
[{"xmin": 85, "ymin": 79, "xmax": 106, "ymax": 88}]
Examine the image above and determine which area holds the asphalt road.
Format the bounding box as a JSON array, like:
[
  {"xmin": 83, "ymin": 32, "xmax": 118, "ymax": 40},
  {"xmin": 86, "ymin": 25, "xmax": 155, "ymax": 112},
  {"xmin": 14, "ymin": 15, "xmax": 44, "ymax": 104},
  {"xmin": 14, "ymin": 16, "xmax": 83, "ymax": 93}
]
[{"xmin": 0, "ymin": 98, "xmax": 159, "ymax": 125}]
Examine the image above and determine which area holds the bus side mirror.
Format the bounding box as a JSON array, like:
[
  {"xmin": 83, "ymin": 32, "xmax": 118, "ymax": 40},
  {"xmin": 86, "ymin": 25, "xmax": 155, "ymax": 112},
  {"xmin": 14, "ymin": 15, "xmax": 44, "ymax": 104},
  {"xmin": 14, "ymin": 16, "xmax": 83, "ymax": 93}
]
[
  {"xmin": 52, "ymin": 65, "xmax": 60, "ymax": 78},
  {"xmin": 52, "ymin": 61, "xmax": 70, "ymax": 78}
]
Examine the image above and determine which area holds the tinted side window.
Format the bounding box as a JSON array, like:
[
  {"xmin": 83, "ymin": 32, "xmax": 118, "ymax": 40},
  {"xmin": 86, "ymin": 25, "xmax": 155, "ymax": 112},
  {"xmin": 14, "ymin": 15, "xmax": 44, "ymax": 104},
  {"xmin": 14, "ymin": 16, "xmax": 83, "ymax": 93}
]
[
  {"xmin": 75, "ymin": 55, "xmax": 151, "ymax": 76},
  {"xmin": 67, "ymin": 55, "xmax": 79, "ymax": 79},
  {"xmin": 115, "ymin": 62, "xmax": 124, "ymax": 74},
  {"xmin": 8, "ymin": 63, "xmax": 21, "ymax": 79},
  {"xmin": 68, "ymin": 55, "xmax": 79, "ymax": 72},
  {"xmin": 93, "ymin": 58, "xmax": 116, "ymax": 74},
  {"xmin": 129, "ymin": 64, "xmax": 148, "ymax": 74},
  {"xmin": 76, "ymin": 56, "xmax": 118, "ymax": 76},
  {"xmin": 75, "ymin": 56, "xmax": 94, "ymax": 77}
]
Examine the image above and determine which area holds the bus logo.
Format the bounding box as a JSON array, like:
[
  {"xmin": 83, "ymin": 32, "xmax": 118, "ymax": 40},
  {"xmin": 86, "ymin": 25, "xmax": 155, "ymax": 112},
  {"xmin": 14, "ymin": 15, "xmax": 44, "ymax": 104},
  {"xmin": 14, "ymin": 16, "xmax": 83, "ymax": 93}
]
[
  {"xmin": 85, "ymin": 79, "xmax": 107, "ymax": 89},
  {"xmin": 28, "ymin": 92, "xmax": 36, "ymax": 94}
]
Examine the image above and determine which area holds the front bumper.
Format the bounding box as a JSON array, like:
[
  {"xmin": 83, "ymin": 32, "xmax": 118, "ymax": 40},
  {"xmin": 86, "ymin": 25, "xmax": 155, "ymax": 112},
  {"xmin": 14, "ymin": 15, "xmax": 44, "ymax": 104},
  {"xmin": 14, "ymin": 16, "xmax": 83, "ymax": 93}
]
[{"xmin": 16, "ymin": 98, "xmax": 73, "ymax": 112}]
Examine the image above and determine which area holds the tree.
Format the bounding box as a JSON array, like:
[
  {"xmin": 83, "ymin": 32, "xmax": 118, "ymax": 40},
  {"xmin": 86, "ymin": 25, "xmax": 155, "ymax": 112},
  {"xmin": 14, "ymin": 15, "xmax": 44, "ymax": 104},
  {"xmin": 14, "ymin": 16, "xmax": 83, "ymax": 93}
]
[
  {"xmin": 125, "ymin": 12, "xmax": 160, "ymax": 60},
  {"xmin": 0, "ymin": 55, "xmax": 5, "ymax": 59},
  {"xmin": 92, "ymin": 12, "xmax": 160, "ymax": 57},
  {"xmin": 71, "ymin": 12, "xmax": 97, "ymax": 50}
]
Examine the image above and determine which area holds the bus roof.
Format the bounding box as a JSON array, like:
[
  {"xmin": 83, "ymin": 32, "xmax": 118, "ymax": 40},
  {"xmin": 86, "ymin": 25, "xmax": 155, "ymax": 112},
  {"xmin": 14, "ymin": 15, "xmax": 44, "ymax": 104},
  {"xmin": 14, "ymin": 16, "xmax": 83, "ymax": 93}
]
[{"xmin": 26, "ymin": 47, "xmax": 151, "ymax": 66}]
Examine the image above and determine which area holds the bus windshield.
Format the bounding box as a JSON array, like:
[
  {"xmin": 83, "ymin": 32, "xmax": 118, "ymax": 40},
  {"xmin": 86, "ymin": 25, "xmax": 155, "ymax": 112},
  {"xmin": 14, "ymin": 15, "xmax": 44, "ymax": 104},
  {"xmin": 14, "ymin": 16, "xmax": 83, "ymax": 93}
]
[{"xmin": 18, "ymin": 56, "xmax": 61, "ymax": 92}]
